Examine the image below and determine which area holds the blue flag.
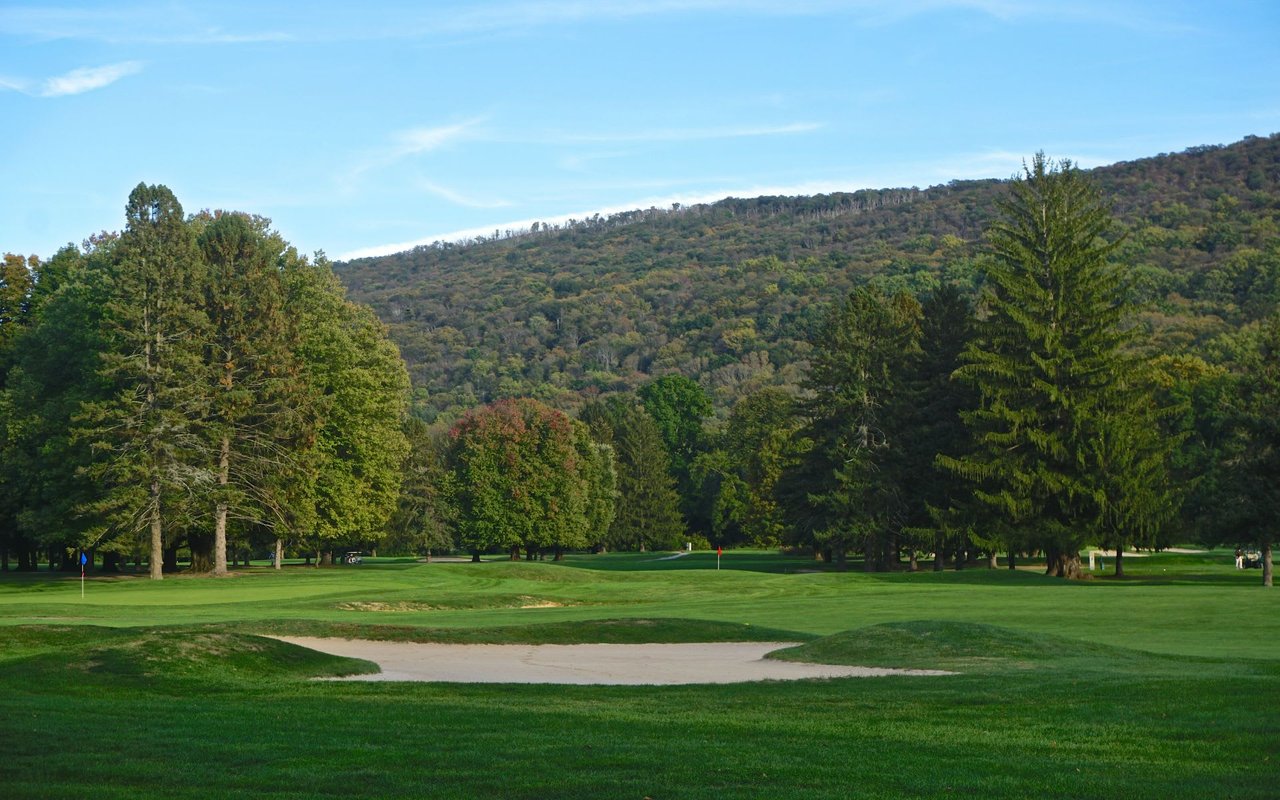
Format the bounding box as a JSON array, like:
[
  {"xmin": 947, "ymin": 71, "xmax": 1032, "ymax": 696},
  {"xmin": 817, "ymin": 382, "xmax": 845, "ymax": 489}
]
[{"xmin": 80, "ymin": 552, "xmax": 87, "ymax": 566}]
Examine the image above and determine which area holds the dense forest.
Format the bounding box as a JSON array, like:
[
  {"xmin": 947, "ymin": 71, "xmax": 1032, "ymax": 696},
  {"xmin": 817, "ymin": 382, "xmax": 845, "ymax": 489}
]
[{"xmin": 338, "ymin": 134, "xmax": 1280, "ymax": 424}]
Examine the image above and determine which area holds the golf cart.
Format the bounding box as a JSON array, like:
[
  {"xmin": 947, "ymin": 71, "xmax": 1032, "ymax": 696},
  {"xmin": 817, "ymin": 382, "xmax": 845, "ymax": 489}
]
[
  {"xmin": 342, "ymin": 551, "xmax": 364, "ymax": 565},
  {"xmin": 1242, "ymin": 550, "xmax": 1263, "ymax": 569}
]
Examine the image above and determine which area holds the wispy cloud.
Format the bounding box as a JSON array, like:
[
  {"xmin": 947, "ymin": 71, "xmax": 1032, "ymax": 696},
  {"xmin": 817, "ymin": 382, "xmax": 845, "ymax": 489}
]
[
  {"xmin": 342, "ymin": 118, "xmax": 488, "ymax": 187},
  {"xmin": 0, "ymin": 6, "xmax": 292, "ymax": 45},
  {"xmin": 417, "ymin": 180, "xmax": 512, "ymax": 209},
  {"xmin": 41, "ymin": 61, "xmax": 142, "ymax": 97},
  {"xmin": 0, "ymin": 61, "xmax": 143, "ymax": 97},
  {"xmin": 548, "ymin": 121, "xmax": 822, "ymax": 145},
  {"xmin": 391, "ymin": 119, "xmax": 486, "ymax": 157}
]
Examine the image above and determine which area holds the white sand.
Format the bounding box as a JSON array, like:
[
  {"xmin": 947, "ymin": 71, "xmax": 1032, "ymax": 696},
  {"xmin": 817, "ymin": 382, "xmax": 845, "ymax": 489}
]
[{"xmin": 273, "ymin": 637, "xmax": 955, "ymax": 685}]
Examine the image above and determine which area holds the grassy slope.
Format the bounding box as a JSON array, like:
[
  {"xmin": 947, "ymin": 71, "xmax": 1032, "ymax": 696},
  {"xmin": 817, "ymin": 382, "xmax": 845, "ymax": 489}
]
[{"xmin": 1, "ymin": 551, "xmax": 1277, "ymax": 799}]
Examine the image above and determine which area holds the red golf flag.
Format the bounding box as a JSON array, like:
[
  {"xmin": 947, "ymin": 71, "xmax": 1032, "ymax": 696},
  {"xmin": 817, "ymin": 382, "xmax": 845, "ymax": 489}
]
[{"xmin": 717, "ymin": 546, "xmax": 722, "ymax": 556}]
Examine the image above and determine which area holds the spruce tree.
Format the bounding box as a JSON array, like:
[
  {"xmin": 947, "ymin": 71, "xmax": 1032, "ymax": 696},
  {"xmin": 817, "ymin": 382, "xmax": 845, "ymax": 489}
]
[
  {"xmin": 608, "ymin": 407, "xmax": 684, "ymax": 552},
  {"xmin": 943, "ymin": 155, "xmax": 1130, "ymax": 578},
  {"xmin": 783, "ymin": 287, "xmax": 921, "ymax": 570}
]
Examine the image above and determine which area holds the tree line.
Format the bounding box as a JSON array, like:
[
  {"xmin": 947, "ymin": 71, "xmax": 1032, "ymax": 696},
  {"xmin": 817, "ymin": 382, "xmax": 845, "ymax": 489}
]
[
  {"xmin": 386, "ymin": 156, "xmax": 1276, "ymax": 586},
  {"xmin": 3, "ymin": 160, "xmax": 1276, "ymax": 587},
  {"xmin": 0, "ymin": 184, "xmax": 410, "ymax": 576}
]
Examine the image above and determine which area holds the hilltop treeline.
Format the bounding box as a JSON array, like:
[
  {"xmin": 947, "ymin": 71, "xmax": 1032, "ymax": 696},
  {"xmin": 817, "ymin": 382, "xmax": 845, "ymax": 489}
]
[{"xmin": 338, "ymin": 134, "xmax": 1280, "ymax": 424}]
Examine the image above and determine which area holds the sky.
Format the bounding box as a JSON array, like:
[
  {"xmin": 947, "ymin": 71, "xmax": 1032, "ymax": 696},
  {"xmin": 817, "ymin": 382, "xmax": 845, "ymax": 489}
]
[{"xmin": 2, "ymin": 1, "xmax": 1278, "ymax": 262}]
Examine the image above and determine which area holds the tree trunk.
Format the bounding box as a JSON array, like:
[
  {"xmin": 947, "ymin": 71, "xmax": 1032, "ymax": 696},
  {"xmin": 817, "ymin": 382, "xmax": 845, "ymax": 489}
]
[
  {"xmin": 274, "ymin": 538, "xmax": 284, "ymax": 570},
  {"xmin": 834, "ymin": 545, "xmax": 848, "ymax": 572},
  {"xmin": 1008, "ymin": 552, "xmax": 1017, "ymax": 570},
  {"xmin": 1, "ymin": 546, "xmax": 8, "ymax": 571},
  {"xmin": 149, "ymin": 479, "xmax": 164, "ymax": 580},
  {"xmin": 163, "ymin": 541, "xmax": 179, "ymax": 573},
  {"xmin": 1114, "ymin": 548, "xmax": 1125, "ymax": 578},
  {"xmin": 320, "ymin": 550, "xmax": 332, "ymax": 567},
  {"xmin": 189, "ymin": 532, "xmax": 213, "ymax": 573},
  {"xmin": 1263, "ymin": 539, "xmax": 1273, "ymax": 588},
  {"xmin": 554, "ymin": 546, "xmax": 564, "ymax": 561},
  {"xmin": 509, "ymin": 545, "xmax": 520, "ymax": 561},
  {"xmin": 213, "ymin": 435, "xmax": 230, "ymax": 576},
  {"xmin": 909, "ymin": 550, "xmax": 919, "ymax": 572},
  {"xmin": 1047, "ymin": 550, "xmax": 1084, "ymax": 579},
  {"xmin": 102, "ymin": 552, "xmax": 121, "ymax": 572},
  {"xmin": 471, "ymin": 550, "xmax": 481, "ymax": 563},
  {"xmin": 933, "ymin": 535, "xmax": 944, "ymax": 572},
  {"xmin": 988, "ymin": 552, "xmax": 998, "ymax": 569}
]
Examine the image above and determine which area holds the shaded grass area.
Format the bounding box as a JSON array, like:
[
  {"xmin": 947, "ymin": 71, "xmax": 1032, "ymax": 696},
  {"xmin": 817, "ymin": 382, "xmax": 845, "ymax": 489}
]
[{"xmin": 1, "ymin": 622, "xmax": 1276, "ymax": 799}]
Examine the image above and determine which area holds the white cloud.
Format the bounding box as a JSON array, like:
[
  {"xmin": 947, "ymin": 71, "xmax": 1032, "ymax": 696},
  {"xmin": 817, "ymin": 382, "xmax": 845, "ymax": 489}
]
[
  {"xmin": 39, "ymin": 61, "xmax": 142, "ymax": 97},
  {"xmin": 0, "ymin": 61, "xmax": 143, "ymax": 98}
]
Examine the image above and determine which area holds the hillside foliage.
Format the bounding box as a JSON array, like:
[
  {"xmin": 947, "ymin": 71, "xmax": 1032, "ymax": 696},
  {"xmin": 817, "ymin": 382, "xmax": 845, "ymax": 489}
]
[{"xmin": 337, "ymin": 134, "xmax": 1280, "ymax": 423}]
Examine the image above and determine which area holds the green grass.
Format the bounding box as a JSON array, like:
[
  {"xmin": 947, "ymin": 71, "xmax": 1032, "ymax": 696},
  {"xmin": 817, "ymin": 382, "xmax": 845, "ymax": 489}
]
[{"xmin": 1, "ymin": 549, "xmax": 1277, "ymax": 798}]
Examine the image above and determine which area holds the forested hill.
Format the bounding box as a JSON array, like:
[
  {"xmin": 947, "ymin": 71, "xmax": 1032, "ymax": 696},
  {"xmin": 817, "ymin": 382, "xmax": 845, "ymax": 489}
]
[{"xmin": 336, "ymin": 134, "xmax": 1280, "ymax": 423}]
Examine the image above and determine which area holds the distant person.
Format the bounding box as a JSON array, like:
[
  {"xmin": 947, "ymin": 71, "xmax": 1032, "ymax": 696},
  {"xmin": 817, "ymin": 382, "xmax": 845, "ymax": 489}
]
[{"xmin": 1235, "ymin": 549, "xmax": 1244, "ymax": 569}]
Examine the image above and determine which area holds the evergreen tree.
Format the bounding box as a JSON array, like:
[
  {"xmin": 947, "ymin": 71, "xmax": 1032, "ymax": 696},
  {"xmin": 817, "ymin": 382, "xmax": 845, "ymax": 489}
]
[
  {"xmin": 1089, "ymin": 364, "xmax": 1182, "ymax": 577},
  {"xmin": 78, "ymin": 184, "xmax": 210, "ymax": 580},
  {"xmin": 942, "ymin": 155, "xmax": 1129, "ymax": 578},
  {"xmin": 782, "ymin": 287, "xmax": 921, "ymax": 570},
  {"xmin": 608, "ymin": 406, "xmax": 684, "ymax": 552},
  {"xmin": 195, "ymin": 212, "xmax": 310, "ymax": 575},
  {"xmin": 899, "ymin": 285, "xmax": 979, "ymax": 570}
]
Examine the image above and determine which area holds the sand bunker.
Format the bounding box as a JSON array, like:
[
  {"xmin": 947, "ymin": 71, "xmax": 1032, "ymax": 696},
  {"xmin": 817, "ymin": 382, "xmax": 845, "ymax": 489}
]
[{"xmin": 273, "ymin": 637, "xmax": 955, "ymax": 685}]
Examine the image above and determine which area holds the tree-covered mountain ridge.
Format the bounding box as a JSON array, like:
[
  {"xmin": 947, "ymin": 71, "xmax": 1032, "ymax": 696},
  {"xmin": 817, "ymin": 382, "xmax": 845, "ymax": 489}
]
[{"xmin": 336, "ymin": 134, "xmax": 1280, "ymax": 423}]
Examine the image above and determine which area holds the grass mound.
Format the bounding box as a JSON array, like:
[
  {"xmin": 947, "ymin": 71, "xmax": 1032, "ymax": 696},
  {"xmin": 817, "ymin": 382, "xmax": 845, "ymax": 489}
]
[
  {"xmin": 769, "ymin": 620, "xmax": 1152, "ymax": 672},
  {"xmin": 0, "ymin": 626, "xmax": 377, "ymax": 683}
]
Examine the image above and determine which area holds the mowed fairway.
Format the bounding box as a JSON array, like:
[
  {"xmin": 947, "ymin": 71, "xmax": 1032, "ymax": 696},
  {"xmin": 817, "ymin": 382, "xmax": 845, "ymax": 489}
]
[{"xmin": 1, "ymin": 551, "xmax": 1277, "ymax": 798}]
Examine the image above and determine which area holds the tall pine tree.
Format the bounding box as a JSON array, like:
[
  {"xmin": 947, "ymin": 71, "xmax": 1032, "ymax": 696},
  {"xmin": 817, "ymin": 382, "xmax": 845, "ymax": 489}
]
[
  {"xmin": 943, "ymin": 155, "xmax": 1130, "ymax": 578},
  {"xmin": 196, "ymin": 212, "xmax": 310, "ymax": 575},
  {"xmin": 79, "ymin": 184, "xmax": 209, "ymax": 580}
]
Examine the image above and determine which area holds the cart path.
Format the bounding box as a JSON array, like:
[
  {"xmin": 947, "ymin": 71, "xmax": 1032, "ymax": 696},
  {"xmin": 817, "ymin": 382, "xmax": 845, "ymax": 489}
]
[{"xmin": 273, "ymin": 637, "xmax": 956, "ymax": 685}]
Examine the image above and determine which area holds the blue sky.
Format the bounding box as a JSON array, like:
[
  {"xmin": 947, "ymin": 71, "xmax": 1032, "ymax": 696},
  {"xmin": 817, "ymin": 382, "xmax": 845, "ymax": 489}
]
[{"xmin": 2, "ymin": 1, "xmax": 1277, "ymax": 262}]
